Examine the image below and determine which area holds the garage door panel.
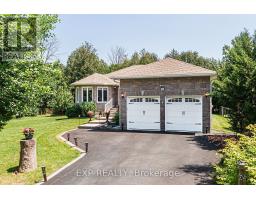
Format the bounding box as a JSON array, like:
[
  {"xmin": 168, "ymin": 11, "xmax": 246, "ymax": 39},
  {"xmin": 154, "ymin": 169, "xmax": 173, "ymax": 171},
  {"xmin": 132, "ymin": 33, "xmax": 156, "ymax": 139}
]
[
  {"xmin": 165, "ymin": 96, "xmax": 202, "ymax": 132},
  {"xmin": 127, "ymin": 97, "xmax": 160, "ymax": 131},
  {"xmin": 166, "ymin": 123, "xmax": 202, "ymax": 132}
]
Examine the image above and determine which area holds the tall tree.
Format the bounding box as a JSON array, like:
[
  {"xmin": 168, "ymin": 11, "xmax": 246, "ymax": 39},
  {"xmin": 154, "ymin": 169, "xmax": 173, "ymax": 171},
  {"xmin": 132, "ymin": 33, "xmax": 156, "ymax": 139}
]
[
  {"xmin": 108, "ymin": 46, "xmax": 127, "ymax": 65},
  {"xmin": 0, "ymin": 14, "xmax": 60, "ymax": 129},
  {"xmin": 109, "ymin": 49, "xmax": 158, "ymax": 71},
  {"xmin": 64, "ymin": 42, "xmax": 107, "ymax": 84},
  {"xmin": 214, "ymin": 30, "xmax": 256, "ymax": 132},
  {"xmin": 165, "ymin": 49, "xmax": 220, "ymax": 70}
]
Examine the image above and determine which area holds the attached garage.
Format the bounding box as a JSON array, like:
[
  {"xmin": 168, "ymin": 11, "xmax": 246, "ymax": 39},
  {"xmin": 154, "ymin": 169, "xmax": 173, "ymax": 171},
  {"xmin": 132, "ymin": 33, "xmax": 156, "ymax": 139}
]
[
  {"xmin": 127, "ymin": 96, "xmax": 160, "ymax": 131},
  {"xmin": 165, "ymin": 96, "xmax": 202, "ymax": 132},
  {"xmin": 107, "ymin": 58, "xmax": 216, "ymax": 132}
]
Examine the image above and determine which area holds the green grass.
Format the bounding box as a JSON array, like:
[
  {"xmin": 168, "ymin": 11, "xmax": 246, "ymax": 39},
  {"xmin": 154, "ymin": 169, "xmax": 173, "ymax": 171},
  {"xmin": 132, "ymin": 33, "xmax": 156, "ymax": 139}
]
[
  {"xmin": 212, "ymin": 114, "xmax": 232, "ymax": 133},
  {"xmin": 0, "ymin": 115, "xmax": 90, "ymax": 184}
]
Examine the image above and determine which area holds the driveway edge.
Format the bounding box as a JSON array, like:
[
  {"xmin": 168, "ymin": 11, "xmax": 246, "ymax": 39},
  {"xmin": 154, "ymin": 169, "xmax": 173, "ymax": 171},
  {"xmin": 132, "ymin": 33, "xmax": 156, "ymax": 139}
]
[{"xmin": 37, "ymin": 129, "xmax": 86, "ymax": 185}]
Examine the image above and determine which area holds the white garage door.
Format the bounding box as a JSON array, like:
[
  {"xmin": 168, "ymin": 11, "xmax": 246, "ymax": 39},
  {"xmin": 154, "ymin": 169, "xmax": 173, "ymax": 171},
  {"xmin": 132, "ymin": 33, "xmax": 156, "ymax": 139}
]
[
  {"xmin": 127, "ymin": 96, "xmax": 160, "ymax": 131},
  {"xmin": 165, "ymin": 96, "xmax": 202, "ymax": 132}
]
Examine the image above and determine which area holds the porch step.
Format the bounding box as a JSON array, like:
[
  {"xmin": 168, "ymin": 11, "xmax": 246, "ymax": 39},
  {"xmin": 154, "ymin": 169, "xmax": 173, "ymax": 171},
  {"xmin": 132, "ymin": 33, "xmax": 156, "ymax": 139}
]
[
  {"xmin": 89, "ymin": 119, "xmax": 107, "ymax": 124},
  {"xmin": 78, "ymin": 107, "xmax": 118, "ymax": 130},
  {"xmin": 99, "ymin": 116, "xmax": 114, "ymax": 120},
  {"xmin": 78, "ymin": 123, "xmax": 104, "ymax": 129}
]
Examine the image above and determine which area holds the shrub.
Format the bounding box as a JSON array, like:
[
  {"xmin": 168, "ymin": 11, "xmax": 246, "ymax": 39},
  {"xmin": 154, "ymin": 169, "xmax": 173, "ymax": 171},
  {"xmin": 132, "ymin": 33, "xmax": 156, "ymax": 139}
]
[
  {"xmin": 65, "ymin": 103, "xmax": 82, "ymax": 118},
  {"xmin": 214, "ymin": 124, "xmax": 256, "ymax": 184},
  {"xmin": 113, "ymin": 112, "xmax": 119, "ymax": 125},
  {"xmin": 50, "ymin": 88, "xmax": 73, "ymax": 115},
  {"xmin": 81, "ymin": 102, "xmax": 96, "ymax": 117}
]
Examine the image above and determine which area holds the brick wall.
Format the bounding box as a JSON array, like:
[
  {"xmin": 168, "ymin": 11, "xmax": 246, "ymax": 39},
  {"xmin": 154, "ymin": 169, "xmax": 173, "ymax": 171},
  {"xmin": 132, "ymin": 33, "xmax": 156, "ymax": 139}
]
[{"xmin": 119, "ymin": 76, "xmax": 212, "ymax": 132}]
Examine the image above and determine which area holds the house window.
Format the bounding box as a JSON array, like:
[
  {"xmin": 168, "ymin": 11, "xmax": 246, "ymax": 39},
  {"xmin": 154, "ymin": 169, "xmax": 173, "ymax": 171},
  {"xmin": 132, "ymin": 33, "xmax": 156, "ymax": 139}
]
[
  {"xmin": 97, "ymin": 87, "xmax": 108, "ymax": 103},
  {"xmin": 82, "ymin": 87, "xmax": 93, "ymax": 102}
]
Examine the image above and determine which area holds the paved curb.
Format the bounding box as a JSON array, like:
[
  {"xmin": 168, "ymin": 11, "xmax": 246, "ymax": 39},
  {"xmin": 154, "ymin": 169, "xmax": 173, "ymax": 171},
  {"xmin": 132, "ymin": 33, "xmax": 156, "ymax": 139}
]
[{"xmin": 37, "ymin": 129, "xmax": 86, "ymax": 185}]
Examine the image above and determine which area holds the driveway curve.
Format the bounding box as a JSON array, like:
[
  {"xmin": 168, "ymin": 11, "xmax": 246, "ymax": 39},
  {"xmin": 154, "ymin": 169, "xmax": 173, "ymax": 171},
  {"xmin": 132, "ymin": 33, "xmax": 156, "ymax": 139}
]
[{"xmin": 44, "ymin": 130, "xmax": 218, "ymax": 185}]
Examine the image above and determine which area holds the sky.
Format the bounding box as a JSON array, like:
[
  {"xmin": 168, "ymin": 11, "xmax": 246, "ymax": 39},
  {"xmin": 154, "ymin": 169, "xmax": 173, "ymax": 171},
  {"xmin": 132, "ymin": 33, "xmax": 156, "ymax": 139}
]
[{"xmin": 54, "ymin": 14, "xmax": 256, "ymax": 64}]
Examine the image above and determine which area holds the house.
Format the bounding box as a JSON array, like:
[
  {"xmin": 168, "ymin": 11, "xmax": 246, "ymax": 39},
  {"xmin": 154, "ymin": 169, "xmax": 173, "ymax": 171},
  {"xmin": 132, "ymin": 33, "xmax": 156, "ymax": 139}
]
[{"xmin": 71, "ymin": 58, "xmax": 216, "ymax": 133}]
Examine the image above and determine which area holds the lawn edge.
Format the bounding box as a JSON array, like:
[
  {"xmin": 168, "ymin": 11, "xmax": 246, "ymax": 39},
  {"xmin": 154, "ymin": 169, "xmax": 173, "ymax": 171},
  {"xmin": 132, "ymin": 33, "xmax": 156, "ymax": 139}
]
[{"xmin": 37, "ymin": 128, "xmax": 86, "ymax": 185}]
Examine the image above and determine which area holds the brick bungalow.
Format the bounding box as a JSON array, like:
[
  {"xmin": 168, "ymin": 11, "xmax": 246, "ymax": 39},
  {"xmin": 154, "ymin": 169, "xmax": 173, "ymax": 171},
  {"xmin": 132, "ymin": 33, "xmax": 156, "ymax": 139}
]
[{"xmin": 72, "ymin": 58, "xmax": 216, "ymax": 133}]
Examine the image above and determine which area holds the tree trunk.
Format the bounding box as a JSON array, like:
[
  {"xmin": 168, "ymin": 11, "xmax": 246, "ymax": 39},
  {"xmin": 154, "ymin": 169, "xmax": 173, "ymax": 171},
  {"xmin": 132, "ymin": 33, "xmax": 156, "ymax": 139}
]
[{"xmin": 18, "ymin": 139, "xmax": 37, "ymax": 173}]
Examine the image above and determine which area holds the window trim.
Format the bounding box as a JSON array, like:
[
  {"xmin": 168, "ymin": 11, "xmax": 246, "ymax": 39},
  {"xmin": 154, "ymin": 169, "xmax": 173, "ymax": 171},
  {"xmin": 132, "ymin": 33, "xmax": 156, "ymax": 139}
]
[
  {"xmin": 97, "ymin": 87, "xmax": 108, "ymax": 103},
  {"xmin": 75, "ymin": 87, "xmax": 80, "ymax": 103},
  {"xmin": 82, "ymin": 87, "xmax": 93, "ymax": 102}
]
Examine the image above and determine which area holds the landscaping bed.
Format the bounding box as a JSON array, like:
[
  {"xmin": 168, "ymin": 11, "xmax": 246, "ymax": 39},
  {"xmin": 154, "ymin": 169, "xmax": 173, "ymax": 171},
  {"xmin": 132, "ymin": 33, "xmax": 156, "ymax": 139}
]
[{"xmin": 195, "ymin": 133, "xmax": 237, "ymax": 149}]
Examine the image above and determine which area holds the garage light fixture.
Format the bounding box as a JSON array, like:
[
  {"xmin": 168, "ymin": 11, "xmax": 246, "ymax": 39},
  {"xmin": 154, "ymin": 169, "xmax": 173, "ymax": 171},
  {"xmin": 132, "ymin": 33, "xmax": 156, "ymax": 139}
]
[
  {"xmin": 160, "ymin": 85, "xmax": 165, "ymax": 91},
  {"xmin": 204, "ymin": 92, "xmax": 210, "ymax": 98},
  {"xmin": 181, "ymin": 89, "xmax": 185, "ymax": 95},
  {"xmin": 121, "ymin": 92, "xmax": 125, "ymax": 99}
]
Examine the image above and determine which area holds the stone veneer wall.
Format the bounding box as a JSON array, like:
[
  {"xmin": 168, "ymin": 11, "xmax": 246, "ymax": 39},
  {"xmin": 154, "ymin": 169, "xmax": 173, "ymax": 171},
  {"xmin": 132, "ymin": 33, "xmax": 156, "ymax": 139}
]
[{"xmin": 119, "ymin": 76, "xmax": 212, "ymax": 132}]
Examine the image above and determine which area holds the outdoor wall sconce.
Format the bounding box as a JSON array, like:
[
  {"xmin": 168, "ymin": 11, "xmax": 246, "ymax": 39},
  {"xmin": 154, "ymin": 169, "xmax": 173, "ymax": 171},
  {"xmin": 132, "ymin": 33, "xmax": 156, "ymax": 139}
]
[
  {"xmin": 204, "ymin": 92, "xmax": 210, "ymax": 98},
  {"xmin": 160, "ymin": 85, "xmax": 165, "ymax": 91},
  {"xmin": 181, "ymin": 89, "xmax": 185, "ymax": 96},
  {"xmin": 141, "ymin": 90, "xmax": 145, "ymax": 96},
  {"xmin": 121, "ymin": 93, "xmax": 125, "ymax": 99}
]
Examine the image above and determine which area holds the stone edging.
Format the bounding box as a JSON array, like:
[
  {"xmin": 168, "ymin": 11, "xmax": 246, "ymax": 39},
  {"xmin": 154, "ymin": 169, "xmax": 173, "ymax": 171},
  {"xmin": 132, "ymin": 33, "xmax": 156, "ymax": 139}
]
[{"xmin": 37, "ymin": 128, "xmax": 86, "ymax": 185}]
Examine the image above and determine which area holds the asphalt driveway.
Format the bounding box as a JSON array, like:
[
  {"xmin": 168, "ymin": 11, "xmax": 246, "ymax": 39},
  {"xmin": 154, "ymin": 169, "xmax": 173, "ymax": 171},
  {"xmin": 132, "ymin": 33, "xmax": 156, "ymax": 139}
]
[{"xmin": 44, "ymin": 130, "xmax": 218, "ymax": 185}]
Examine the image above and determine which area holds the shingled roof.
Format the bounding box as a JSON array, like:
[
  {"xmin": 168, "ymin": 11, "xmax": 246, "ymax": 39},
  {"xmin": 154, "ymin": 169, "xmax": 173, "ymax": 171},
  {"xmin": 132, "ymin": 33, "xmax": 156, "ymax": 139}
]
[
  {"xmin": 71, "ymin": 73, "xmax": 119, "ymax": 86},
  {"xmin": 107, "ymin": 58, "xmax": 216, "ymax": 79}
]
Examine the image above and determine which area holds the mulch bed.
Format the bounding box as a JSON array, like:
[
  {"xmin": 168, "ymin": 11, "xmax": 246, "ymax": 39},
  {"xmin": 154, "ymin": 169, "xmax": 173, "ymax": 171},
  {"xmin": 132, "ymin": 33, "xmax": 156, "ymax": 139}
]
[{"xmin": 195, "ymin": 133, "xmax": 238, "ymax": 149}]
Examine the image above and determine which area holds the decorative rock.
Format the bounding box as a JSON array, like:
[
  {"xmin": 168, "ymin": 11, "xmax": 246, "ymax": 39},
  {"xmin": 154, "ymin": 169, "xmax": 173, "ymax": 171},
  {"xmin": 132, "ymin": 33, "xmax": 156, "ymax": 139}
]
[{"xmin": 18, "ymin": 139, "xmax": 37, "ymax": 173}]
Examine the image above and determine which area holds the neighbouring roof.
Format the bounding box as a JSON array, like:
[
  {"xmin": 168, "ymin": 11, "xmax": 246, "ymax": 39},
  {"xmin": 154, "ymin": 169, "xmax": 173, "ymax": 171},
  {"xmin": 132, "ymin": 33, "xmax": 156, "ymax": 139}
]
[
  {"xmin": 71, "ymin": 73, "xmax": 119, "ymax": 86},
  {"xmin": 106, "ymin": 58, "xmax": 216, "ymax": 79}
]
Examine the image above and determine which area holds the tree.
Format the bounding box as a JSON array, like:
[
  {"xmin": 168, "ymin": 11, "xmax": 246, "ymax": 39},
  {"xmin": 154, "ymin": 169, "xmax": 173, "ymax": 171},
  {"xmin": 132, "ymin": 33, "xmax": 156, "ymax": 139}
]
[
  {"xmin": 165, "ymin": 49, "xmax": 220, "ymax": 70},
  {"xmin": 138, "ymin": 49, "xmax": 158, "ymax": 65},
  {"xmin": 214, "ymin": 30, "xmax": 256, "ymax": 132},
  {"xmin": 109, "ymin": 49, "xmax": 158, "ymax": 72},
  {"xmin": 108, "ymin": 46, "xmax": 127, "ymax": 65},
  {"xmin": 0, "ymin": 14, "xmax": 60, "ymax": 129},
  {"xmin": 40, "ymin": 35, "xmax": 59, "ymax": 64},
  {"xmin": 64, "ymin": 42, "xmax": 108, "ymax": 84},
  {"xmin": 49, "ymin": 61, "xmax": 73, "ymax": 115}
]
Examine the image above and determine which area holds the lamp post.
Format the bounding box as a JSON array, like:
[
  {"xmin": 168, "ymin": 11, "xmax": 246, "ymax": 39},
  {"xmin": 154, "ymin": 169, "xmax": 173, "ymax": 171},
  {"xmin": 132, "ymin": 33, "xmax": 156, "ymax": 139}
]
[{"xmin": 41, "ymin": 165, "xmax": 47, "ymax": 182}]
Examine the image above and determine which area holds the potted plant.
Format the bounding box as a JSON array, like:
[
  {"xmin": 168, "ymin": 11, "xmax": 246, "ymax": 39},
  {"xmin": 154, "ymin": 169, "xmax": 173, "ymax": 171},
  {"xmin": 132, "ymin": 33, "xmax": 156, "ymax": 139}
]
[
  {"xmin": 22, "ymin": 128, "xmax": 35, "ymax": 140},
  {"xmin": 87, "ymin": 111, "xmax": 94, "ymax": 121}
]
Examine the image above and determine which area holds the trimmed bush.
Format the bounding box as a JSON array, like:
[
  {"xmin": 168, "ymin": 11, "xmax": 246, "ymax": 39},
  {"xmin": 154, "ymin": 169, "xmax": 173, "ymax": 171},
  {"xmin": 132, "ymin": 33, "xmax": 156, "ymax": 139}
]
[
  {"xmin": 81, "ymin": 102, "xmax": 96, "ymax": 117},
  {"xmin": 65, "ymin": 102, "xmax": 96, "ymax": 118},
  {"xmin": 65, "ymin": 103, "xmax": 82, "ymax": 118}
]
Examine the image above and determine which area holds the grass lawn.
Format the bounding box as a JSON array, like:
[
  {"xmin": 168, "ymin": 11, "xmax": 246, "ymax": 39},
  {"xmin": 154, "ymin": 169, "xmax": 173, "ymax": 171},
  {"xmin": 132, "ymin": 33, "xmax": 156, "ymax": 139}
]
[
  {"xmin": 212, "ymin": 114, "xmax": 232, "ymax": 133},
  {"xmin": 0, "ymin": 115, "xmax": 90, "ymax": 184}
]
